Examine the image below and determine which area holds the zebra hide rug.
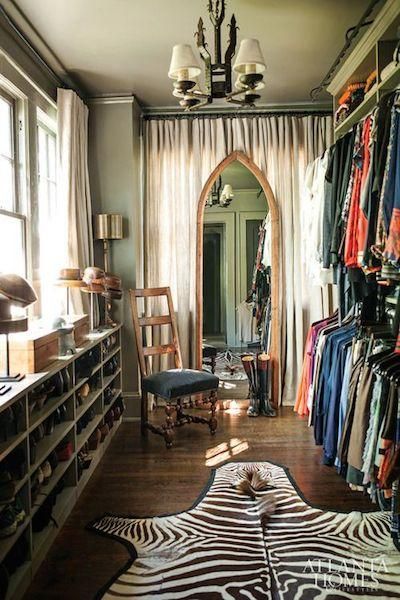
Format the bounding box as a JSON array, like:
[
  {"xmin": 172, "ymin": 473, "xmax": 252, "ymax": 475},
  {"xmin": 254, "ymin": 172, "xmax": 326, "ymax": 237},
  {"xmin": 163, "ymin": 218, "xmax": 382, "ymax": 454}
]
[{"xmin": 88, "ymin": 461, "xmax": 400, "ymax": 599}]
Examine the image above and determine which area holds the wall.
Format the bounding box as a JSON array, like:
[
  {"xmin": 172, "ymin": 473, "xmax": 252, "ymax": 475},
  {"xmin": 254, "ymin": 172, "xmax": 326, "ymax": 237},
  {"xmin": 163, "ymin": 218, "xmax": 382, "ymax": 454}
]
[{"xmin": 88, "ymin": 96, "xmax": 143, "ymax": 418}]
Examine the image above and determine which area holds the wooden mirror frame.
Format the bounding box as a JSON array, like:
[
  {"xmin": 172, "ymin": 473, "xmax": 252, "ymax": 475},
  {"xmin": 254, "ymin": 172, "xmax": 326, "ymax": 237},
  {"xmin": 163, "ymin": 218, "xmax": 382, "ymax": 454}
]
[{"xmin": 196, "ymin": 151, "xmax": 281, "ymax": 406}]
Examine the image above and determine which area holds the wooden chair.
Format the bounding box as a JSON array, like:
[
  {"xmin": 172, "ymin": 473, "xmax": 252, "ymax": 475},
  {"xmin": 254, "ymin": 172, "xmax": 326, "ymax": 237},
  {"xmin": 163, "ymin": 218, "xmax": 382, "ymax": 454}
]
[{"xmin": 130, "ymin": 287, "xmax": 219, "ymax": 448}]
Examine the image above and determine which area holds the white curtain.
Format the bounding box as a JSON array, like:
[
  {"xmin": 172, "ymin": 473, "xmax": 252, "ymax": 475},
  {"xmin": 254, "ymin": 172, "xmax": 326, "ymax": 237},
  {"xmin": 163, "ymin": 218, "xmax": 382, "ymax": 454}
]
[
  {"xmin": 145, "ymin": 115, "xmax": 333, "ymax": 404},
  {"xmin": 57, "ymin": 88, "xmax": 94, "ymax": 314}
]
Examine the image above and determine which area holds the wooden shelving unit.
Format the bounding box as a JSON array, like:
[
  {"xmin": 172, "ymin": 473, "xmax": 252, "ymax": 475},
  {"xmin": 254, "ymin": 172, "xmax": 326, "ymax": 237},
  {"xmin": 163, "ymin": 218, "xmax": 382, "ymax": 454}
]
[{"xmin": 0, "ymin": 325, "xmax": 123, "ymax": 600}]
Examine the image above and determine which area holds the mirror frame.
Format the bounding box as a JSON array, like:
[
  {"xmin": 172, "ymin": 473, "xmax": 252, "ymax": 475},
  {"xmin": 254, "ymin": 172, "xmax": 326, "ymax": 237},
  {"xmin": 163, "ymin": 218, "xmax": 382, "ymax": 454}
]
[{"xmin": 196, "ymin": 151, "xmax": 281, "ymax": 405}]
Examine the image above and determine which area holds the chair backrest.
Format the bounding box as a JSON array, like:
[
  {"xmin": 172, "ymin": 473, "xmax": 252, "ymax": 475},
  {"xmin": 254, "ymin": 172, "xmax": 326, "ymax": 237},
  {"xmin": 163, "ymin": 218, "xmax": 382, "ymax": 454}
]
[{"xmin": 130, "ymin": 287, "xmax": 183, "ymax": 378}]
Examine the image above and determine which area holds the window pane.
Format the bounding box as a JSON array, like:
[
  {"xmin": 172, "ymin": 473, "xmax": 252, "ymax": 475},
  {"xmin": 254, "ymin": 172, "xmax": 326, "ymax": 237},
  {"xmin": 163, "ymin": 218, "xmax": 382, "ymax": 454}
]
[
  {"xmin": 0, "ymin": 213, "xmax": 25, "ymax": 275},
  {"xmin": 48, "ymin": 134, "xmax": 56, "ymax": 180},
  {"xmin": 0, "ymin": 97, "xmax": 12, "ymax": 158},
  {"xmin": 0, "ymin": 157, "xmax": 14, "ymax": 210}
]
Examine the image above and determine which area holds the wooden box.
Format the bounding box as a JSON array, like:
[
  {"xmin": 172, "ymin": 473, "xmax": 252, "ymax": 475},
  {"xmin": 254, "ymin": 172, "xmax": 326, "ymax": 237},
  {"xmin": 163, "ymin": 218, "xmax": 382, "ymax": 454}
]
[
  {"xmin": 69, "ymin": 314, "xmax": 89, "ymax": 347},
  {"xmin": 8, "ymin": 329, "xmax": 60, "ymax": 374}
]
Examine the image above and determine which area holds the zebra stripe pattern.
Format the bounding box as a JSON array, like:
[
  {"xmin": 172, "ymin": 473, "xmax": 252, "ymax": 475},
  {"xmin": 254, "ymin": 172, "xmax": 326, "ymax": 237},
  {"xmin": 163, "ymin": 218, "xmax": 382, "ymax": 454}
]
[{"xmin": 89, "ymin": 462, "xmax": 400, "ymax": 599}]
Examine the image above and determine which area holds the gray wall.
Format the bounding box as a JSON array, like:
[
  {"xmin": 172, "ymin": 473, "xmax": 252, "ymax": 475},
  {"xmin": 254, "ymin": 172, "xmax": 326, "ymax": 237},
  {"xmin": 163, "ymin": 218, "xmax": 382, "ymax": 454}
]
[{"xmin": 88, "ymin": 97, "xmax": 142, "ymax": 418}]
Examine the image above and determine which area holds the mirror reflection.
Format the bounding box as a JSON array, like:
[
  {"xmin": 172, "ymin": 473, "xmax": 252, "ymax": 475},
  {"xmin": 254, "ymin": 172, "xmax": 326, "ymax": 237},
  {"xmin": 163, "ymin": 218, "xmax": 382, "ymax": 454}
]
[{"xmin": 202, "ymin": 160, "xmax": 272, "ymax": 405}]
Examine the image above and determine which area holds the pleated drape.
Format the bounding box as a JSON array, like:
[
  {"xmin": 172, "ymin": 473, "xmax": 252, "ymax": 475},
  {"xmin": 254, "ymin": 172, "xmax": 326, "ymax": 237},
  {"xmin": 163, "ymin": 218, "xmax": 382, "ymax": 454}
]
[
  {"xmin": 57, "ymin": 89, "xmax": 94, "ymax": 315},
  {"xmin": 144, "ymin": 115, "xmax": 333, "ymax": 404}
]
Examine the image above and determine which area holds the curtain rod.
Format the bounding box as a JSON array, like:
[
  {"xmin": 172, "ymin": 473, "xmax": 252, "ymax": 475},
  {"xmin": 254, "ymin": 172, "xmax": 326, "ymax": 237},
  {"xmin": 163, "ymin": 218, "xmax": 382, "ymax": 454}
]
[{"xmin": 143, "ymin": 110, "xmax": 332, "ymax": 121}]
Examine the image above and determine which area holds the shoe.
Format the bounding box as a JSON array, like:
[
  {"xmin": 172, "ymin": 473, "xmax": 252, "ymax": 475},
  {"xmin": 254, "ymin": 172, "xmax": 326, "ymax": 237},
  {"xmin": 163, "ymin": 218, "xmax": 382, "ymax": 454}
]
[
  {"xmin": 78, "ymin": 383, "xmax": 90, "ymax": 399},
  {"xmin": 56, "ymin": 441, "xmax": 73, "ymax": 461},
  {"xmin": 48, "ymin": 450, "xmax": 58, "ymax": 471},
  {"xmin": 30, "ymin": 476, "xmax": 40, "ymax": 503},
  {"xmin": 0, "ymin": 472, "xmax": 16, "ymax": 505},
  {"xmin": 11, "ymin": 400, "xmax": 24, "ymax": 434},
  {"xmin": 61, "ymin": 368, "xmax": 71, "ymax": 393},
  {"xmin": 36, "ymin": 466, "xmax": 44, "ymax": 485},
  {"xmin": 0, "ymin": 506, "xmax": 17, "ymax": 538},
  {"xmin": 45, "ymin": 415, "xmax": 55, "ymax": 436},
  {"xmin": 104, "ymin": 387, "xmax": 114, "ymax": 405},
  {"xmin": 0, "ymin": 407, "xmax": 14, "ymax": 442},
  {"xmin": 88, "ymin": 428, "xmax": 101, "ymax": 451},
  {"xmin": 58, "ymin": 403, "xmax": 67, "ymax": 422},
  {"xmin": 6, "ymin": 447, "xmax": 26, "ymax": 481},
  {"xmin": 12, "ymin": 497, "xmax": 26, "ymax": 525},
  {"xmin": 99, "ymin": 423, "xmax": 109, "ymax": 442},
  {"xmin": 29, "ymin": 438, "xmax": 37, "ymax": 465},
  {"xmin": 52, "ymin": 371, "xmax": 64, "ymax": 397},
  {"xmin": 41, "ymin": 460, "xmax": 52, "ymax": 483}
]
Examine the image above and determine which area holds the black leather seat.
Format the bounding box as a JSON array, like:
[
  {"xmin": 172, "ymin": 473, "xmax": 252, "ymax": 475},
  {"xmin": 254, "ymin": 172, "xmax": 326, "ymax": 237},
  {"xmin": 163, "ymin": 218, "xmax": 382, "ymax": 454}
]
[{"xmin": 142, "ymin": 369, "xmax": 219, "ymax": 400}]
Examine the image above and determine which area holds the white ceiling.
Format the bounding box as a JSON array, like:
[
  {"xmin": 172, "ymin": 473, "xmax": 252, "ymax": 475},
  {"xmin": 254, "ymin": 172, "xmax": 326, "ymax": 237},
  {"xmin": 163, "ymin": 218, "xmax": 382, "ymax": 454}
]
[{"xmin": 12, "ymin": 0, "xmax": 370, "ymax": 108}]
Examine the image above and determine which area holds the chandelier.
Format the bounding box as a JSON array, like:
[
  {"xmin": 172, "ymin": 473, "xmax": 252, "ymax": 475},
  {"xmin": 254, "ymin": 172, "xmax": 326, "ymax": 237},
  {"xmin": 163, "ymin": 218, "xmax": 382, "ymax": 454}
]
[
  {"xmin": 168, "ymin": 1, "xmax": 266, "ymax": 111},
  {"xmin": 206, "ymin": 176, "xmax": 234, "ymax": 208}
]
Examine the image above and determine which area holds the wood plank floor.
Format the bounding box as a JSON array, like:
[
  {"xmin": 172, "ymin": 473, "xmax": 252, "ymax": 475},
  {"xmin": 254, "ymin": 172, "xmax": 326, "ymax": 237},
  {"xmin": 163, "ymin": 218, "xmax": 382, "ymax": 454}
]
[{"xmin": 25, "ymin": 406, "xmax": 375, "ymax": 599}]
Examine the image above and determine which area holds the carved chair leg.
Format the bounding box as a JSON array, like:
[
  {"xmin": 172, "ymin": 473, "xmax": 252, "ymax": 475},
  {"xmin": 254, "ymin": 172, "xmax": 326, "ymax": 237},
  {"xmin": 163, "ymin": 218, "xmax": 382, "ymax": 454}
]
[
  {"xmin": 141, "ymin": 391, "xmax": 148, "ymax": 436},
  {"xmin": 164, "ymin": 402, "xmax": 174, "ymax": 449},
  {"xmin": 209, "ymin": 390, "xmax": 218, "ymax": 435}
]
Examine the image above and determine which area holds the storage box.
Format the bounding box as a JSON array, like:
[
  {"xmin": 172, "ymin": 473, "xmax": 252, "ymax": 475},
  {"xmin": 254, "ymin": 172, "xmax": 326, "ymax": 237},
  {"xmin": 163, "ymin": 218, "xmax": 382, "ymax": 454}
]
[
  {"xmin": 7, "ymin": 329, "xmax": 60, "ymax": 374},
  {"xmin": 68, "ymin": 314, "xmax": 89, "ymax": 347}
]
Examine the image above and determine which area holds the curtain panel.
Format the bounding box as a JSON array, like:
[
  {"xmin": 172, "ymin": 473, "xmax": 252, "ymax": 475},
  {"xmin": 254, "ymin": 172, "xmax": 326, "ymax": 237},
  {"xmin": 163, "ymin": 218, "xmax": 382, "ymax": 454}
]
[
  {"xmin": 57, "ymin": 88, "xmax": 94, "ymax": 315},
  {"xmin": 144, "ymin": 115, "xmax": 333, "ymax": 404}
]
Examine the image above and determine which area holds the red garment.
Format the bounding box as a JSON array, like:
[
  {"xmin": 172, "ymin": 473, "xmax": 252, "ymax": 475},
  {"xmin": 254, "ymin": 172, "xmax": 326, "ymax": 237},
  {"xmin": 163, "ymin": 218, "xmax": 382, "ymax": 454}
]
[
  {"xmin": 357, "ymin": 117, "xmax": 372, "ymax": 266},
  {"xmin": 344, "ymin": 117, "xmax": 372, "ymax": 268},
  {"xmin": 295, "ymin": 327, "xmax": 312, "ymax": 416}
]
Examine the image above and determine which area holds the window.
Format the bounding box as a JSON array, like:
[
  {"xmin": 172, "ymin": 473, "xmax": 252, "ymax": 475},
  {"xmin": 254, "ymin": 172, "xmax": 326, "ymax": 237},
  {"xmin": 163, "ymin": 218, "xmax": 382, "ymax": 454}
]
[
  {"xmin": 0, "ymin": 91, "xmax": 26, "ymax": 278},
  {"xmin": 0, "ymin": 92, "xmax": 16, "ymax": 211},
  {"xmin": 37, "ymin": 112, "xmax": 63, "ymax": 317}
]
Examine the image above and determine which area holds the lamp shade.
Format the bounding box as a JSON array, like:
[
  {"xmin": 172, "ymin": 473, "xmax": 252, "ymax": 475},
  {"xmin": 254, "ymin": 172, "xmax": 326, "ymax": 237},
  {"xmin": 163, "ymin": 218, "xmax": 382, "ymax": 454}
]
[
  {"xmin": 168, "ymin": 44, "xmax": 201, "ymax": 80},
  {"xmin": 233, "ymin": 39, "xmax": 266, "ymax": 74},
  {"xmin": 220, "ymin": 184, "xmax": 234, "ymax": 200},
  {"xmin": 94, "ymin": 214, "xmax": 123, "ymax": 240}
]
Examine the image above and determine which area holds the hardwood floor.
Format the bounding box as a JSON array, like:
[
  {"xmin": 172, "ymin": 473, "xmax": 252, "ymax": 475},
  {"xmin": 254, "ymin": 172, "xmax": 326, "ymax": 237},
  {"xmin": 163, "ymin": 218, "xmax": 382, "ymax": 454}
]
[{"xmin": 25, "ymin": 406, "xmax": 374, "ymax": 599}]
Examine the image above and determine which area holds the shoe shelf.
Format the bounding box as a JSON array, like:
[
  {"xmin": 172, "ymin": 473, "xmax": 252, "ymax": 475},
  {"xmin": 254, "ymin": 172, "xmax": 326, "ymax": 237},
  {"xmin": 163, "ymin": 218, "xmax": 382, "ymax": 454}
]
[
  {"xmin": 76, "ymin": 414, "xmax": 103, "ymax": 450},
  {"xmin": 29, "ymin": 387, "xmax": 76, "ymax": 432},
  {"xmin": 0, "ymin": 517, "xmax": 31, "ymax": 564},
  {"xmin": 30, "ymin": 421, "xmax": 75, "ymax": 474},
  {"xmin": 103, "ymin": 368, "xmax": 122, "ymax": 390},
  {"xmin": 31, "ymin": 485, "xmax": 76, "ymax": 573},
  {"xmin": 0, "ymin": 325, "xmax": 124, "ymax": 600},
  {"xmin": 76, "ymin": 413, "xmax": 122, "ymax": 497},
  {"xmin": 0, "ymin": 432, "xmax": 27, "ymax": 464},
  {"xmin": 76, "ymin": 388, "xmax": 102, "ymax": 421},
  {"xmin": 30, "ymin": 454, "xmax": 76, "ymax": 519},
  {"xmin": 105, "ymin": 389, "xmax": 122, "ymax": 411}
]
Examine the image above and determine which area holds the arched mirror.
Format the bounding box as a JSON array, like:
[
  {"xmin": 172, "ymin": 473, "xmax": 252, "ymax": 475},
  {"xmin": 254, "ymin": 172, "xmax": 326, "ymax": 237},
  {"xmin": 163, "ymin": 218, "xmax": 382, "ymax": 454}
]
[{"xmin": 196, "ymin": 152, "xmax": 280, "ymax": 408}]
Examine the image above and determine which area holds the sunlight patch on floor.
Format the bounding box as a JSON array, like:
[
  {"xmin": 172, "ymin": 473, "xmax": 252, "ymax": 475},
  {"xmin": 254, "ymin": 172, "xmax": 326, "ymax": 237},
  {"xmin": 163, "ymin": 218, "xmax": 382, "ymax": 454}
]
[{"xmin": 205, "ymin": 437, "xmax": 249, "ymax": 466}]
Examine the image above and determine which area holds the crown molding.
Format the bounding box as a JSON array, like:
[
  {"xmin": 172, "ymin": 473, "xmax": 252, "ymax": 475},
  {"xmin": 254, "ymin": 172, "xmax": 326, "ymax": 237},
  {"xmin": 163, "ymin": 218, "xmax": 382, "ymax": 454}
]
[
  {"xmin": 0, "ymin": 0, "xmax": 81, "ymax": 93},
  {"xmin": 87, "ymin": 95, "xmax": 137, "ymax": 105}
]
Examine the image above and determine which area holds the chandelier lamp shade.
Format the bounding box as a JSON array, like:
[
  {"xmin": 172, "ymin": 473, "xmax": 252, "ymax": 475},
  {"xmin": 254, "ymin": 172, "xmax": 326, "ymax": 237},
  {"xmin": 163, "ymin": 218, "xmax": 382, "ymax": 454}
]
[
  {"xmin": 168, "ymin": 1, "xmax": 266, "ymax": 111},
  {"xmin": 206, "ymin": 177, "xmax": 234, "ymax": 208}
]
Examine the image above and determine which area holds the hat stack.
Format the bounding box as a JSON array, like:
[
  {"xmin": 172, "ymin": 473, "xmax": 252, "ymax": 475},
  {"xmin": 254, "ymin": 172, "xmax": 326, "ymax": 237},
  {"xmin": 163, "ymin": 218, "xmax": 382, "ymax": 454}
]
[
  {"xmin": 102, "ymin": 274, "xmax": 122, "ymax": 301},
  {"xmin": 81, "ymin": 267, "xmax": 106, "ymax": 294},
  {"xmin": 56, "ymin": 268, "xmax": 87, "ymax": 289}
]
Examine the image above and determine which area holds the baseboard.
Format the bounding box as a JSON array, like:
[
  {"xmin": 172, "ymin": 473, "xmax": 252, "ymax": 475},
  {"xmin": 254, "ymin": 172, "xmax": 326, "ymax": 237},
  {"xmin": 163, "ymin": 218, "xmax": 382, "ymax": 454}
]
[{"xmin": 122, "ymin": 416, "xmax": 140, "ymax": 422}]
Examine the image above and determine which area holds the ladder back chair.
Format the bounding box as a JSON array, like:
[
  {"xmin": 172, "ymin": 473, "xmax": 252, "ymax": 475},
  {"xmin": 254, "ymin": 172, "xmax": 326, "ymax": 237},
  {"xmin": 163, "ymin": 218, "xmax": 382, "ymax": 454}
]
[{"xmin": 130, "ymin": 287, "xmax": 219, "ymax": 448}]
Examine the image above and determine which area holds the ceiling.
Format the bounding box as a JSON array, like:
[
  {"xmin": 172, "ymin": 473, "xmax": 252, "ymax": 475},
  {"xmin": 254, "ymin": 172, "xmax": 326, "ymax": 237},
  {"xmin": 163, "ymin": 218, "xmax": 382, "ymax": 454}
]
[{"xmin": 11, "ymin": 0, "xmax": 371, "ymax": 108}]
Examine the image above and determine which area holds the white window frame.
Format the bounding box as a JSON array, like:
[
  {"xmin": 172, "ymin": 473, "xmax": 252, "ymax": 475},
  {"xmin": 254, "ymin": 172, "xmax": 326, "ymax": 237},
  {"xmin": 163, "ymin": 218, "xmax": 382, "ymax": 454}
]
[{"xmin": 0, "ymin": 86, "xmax": 27, "ymax": 277}]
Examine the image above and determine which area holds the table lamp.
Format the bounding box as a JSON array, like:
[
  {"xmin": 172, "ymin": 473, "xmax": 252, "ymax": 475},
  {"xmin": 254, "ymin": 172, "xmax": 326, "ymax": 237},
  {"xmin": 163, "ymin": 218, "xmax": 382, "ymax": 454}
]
[
  {"xmin": 0, "ymin": 274, "xmax": 37, "ymax": 388},
  {"xmin": 94, "ymin": 214, "xmax": 123, "ymax": 273}
]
